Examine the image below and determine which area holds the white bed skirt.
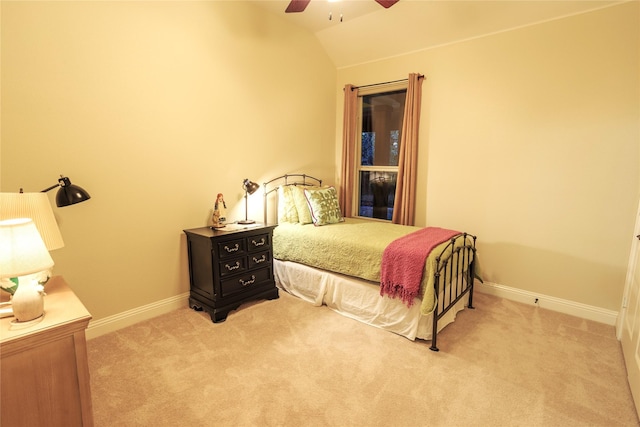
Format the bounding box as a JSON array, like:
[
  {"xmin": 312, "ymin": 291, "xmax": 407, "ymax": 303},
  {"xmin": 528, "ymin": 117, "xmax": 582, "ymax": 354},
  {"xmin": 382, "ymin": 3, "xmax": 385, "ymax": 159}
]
[{"xmin": 273, "ymin": 259, "xmax": 467, "ymax": 341}]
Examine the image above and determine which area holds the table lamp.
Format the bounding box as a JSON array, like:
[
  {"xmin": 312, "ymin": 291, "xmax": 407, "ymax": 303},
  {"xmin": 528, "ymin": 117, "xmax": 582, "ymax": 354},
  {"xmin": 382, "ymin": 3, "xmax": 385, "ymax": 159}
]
[
  {"xmin": 0, "ymin": 218, "xmax": 54, "ymax": 323},
  {"xmin": 238, "ymin": 179, "xmax": 260, "ymax": 224},
  {"xmin": 1, "ymin": 192, "xmax": 65, "ymax": 295},
  {"xmin": 0, "ymin": 192, "xmax": 64, "ymax": 251}
]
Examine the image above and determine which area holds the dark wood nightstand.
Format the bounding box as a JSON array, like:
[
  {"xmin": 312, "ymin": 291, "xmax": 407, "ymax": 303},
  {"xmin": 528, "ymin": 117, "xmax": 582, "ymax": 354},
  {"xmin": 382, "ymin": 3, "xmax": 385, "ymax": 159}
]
[{"xmin": 183, "ymin": 224, "xmax": 278, "ymax": 322}]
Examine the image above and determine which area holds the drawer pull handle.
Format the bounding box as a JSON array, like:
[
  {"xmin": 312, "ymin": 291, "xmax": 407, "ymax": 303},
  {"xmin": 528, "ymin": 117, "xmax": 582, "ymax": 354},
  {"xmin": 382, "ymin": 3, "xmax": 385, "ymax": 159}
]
[
  {"xmin": 225, "ymin": 261, "xmax": 240, "ymax": 271},
  {"xmin": 239, "ymin": 275, "xmax": 256, "ymax": 287},
  {"xmin": 224, "ymin": 243, "xmax": 240, "ymax": 253},
  {"xmin": 253, "ymin": 255, "xmax": 266, "ymax": 264},
  {"xmin": 251, "ymin": 238, "xmax": 266, "ymax": 247}
]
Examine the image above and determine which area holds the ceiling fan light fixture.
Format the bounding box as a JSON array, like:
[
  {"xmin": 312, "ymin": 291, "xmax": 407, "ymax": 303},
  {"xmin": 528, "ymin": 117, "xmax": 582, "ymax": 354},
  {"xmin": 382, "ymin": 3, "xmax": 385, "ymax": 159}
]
[{"xmin": 286, "ymin": 0, "xmax": 399, "ymax": 14}]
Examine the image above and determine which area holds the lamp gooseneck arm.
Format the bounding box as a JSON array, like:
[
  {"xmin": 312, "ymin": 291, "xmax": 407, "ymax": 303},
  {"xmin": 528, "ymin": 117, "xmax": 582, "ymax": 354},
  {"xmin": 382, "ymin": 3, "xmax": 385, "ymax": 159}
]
[
  {"xmin": 41, "ymin": 183, "xmax": 60, "ymax": 193},
  {"xmin": 41, "ymin": 175, "xmax": 69, "ymax": 193}
]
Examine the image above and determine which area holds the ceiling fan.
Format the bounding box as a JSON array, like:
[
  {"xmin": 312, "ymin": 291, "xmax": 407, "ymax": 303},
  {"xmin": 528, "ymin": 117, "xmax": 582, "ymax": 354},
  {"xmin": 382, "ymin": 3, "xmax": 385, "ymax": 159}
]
[{"xmin": 285, "ymin": 0, "xmax": 399, "ymax": 13}]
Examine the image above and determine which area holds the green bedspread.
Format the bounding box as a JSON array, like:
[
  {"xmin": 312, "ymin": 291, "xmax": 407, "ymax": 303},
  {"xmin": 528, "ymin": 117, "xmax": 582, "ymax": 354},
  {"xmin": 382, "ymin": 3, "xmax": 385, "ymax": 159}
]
[{"xmin": 272, "ymin": 218, "xmax": 463, "ymax": 315}]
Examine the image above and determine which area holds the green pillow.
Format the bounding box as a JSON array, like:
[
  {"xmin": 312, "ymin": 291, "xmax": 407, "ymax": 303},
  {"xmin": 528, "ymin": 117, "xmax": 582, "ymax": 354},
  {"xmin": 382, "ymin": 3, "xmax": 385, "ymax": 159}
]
[
  {"xmin": 303, "ymin": 186, "xmax": 344, "ymax": 226},
  {"xmin": 291, "ymin": 185, "xmax": 314, "ymax": 224},
  {"xmin": 278, "ymin": 186, "xmax": 299, "ymax": 223}
]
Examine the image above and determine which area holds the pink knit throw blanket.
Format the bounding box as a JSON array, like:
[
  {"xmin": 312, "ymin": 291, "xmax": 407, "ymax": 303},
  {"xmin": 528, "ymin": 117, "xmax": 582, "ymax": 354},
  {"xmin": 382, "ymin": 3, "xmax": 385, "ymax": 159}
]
[{"xmin": 380, "ymin": 227, "xmax": 460, "ymax": 307}]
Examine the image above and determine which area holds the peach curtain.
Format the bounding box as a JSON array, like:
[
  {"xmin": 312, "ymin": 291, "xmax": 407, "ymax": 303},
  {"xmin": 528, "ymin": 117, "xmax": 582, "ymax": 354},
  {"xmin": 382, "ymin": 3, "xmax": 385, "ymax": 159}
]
[
  {"xmin": 392, "ymin": 73, "xmax": 424, "ymax": 225},
  {"xmin": 339, "ymin": 84, "xmax": 358, "ymax": 217}
]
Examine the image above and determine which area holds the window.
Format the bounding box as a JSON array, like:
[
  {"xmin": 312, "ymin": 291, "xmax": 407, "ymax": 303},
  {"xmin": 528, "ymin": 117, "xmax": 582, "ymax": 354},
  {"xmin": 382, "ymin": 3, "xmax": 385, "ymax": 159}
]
[
  {"xmin": 356, "ymin": 86, "xmax": 407, "ymax": 220},
  {"xmin": 341, "ymin": 74, "xmax": 422, "ymax": 225}
]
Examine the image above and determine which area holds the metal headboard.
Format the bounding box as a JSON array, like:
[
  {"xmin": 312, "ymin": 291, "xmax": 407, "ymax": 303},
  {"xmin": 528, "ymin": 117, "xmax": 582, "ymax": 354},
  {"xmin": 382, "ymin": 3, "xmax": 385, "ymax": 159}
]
[{"xmin": 263, "ymin": 173, "xmax": 322, "ymax": 224}]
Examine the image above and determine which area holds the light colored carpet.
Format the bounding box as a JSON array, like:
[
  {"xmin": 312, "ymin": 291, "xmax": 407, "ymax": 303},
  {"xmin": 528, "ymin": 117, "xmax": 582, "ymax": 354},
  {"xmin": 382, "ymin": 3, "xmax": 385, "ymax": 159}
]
[{"xmin": 87, "ymin": 291, "xmax": 639, "ymax": 426}]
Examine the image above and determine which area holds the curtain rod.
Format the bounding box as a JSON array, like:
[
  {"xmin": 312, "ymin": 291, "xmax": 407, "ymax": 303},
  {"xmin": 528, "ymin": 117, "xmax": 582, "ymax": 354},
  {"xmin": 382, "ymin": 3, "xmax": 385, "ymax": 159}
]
[{"xmin": 350, "ymin": 74, "xmax": 424, "ymax": 91}]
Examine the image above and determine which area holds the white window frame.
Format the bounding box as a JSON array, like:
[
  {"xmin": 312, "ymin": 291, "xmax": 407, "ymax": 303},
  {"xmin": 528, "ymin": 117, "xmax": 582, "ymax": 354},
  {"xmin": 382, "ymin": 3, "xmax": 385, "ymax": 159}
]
[{"xmin": 353, "ymin": 81, "xmax": 408, "ymax": 221}]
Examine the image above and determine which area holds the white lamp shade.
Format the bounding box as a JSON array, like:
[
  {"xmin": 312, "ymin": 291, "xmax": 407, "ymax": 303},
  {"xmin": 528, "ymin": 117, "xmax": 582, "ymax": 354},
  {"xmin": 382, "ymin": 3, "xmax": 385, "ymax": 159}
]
[
  {"xmin": 0, "ymin": 218, "xmax": 54, "ymax": 279},
  {"xmin": 0, "ymin": 192, "xmax": 64, "ymax": 251}
]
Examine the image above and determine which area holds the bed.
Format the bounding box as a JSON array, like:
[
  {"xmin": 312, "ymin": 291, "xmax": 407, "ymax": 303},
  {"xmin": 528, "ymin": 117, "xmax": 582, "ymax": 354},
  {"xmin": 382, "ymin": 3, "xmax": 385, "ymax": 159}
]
[{"xmin": 263, "ymin": 174, "xmax": 477, "ymax": 351}]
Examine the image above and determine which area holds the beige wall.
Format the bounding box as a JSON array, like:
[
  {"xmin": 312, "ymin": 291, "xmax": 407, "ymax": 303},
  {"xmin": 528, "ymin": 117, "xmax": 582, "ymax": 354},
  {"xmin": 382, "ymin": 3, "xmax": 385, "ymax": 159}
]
[
  {"xmin": 2, "ymin": 1, "xmax": 638, "ymax": 322},
  {"xmin": 336, "ymin": 2, "xmax": 639, "ymax": 311},
  {"xmin": 1, "ymin": 2, "xmax": 337, "ymax": 320}
]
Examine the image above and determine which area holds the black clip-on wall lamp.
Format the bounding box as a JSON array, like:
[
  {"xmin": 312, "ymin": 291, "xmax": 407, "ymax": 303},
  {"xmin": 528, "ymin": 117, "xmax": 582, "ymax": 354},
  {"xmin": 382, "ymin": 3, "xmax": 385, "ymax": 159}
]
[{"xmin": 22, "ymin": 175, "xmax": 91, "ymax": 207}]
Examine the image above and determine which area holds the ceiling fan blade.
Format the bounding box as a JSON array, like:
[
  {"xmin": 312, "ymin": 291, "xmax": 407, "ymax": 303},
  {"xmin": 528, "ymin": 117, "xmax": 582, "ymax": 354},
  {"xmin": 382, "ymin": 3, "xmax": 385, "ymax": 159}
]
[
  {"xmin": 375, "ymin": 0, "xmax": 399, "ymax": 8},
  {"xmin": 285, "ymin": 0, "xmax": 311, "ymax": 13}
]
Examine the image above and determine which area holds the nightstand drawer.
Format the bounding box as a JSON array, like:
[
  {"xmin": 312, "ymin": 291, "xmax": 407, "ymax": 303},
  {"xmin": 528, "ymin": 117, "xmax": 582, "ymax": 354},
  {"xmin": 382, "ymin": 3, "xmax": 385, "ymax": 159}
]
[
  {"xmin": 218, "ymin": 238, "xmax": 247, "ymax": 259},
  {"xmin": 249, "ymin": 250, "xmax": 271, "ymax": 269},
  {"xmin": 247, "ymin": 233, "xmax": 271, "ymax": 252},
  {"xmin": 221, "ymin": 267, "xmax": 273, "ymax": 297},
  {"xmin": 219, "ymin": 257, "xmax": 247, "ymax": 277}
]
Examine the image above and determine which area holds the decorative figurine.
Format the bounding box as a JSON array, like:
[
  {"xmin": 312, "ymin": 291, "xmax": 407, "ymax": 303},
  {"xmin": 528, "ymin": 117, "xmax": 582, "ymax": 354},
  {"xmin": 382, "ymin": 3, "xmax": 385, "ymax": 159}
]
[{"xmin": 212, "ymin": 193, "xmax": 227, "ymax": 228}]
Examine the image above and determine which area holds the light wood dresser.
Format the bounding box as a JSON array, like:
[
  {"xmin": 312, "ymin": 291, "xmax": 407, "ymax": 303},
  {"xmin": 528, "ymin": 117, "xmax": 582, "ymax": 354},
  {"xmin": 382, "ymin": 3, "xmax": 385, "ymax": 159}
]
[{"xmin": 0, "ymin": 276, "xmax": 94, "ymax": 427}]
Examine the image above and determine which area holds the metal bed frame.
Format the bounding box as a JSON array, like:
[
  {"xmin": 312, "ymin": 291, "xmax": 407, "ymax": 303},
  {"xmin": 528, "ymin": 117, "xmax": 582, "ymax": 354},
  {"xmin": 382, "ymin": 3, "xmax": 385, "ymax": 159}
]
[
  {"xmin": 430, "ymin": 233, "xmax": 477, "ymax": 351},
  {"xmin": 263, "ymin": 173, "xmax": 477, "ymax": 351}
]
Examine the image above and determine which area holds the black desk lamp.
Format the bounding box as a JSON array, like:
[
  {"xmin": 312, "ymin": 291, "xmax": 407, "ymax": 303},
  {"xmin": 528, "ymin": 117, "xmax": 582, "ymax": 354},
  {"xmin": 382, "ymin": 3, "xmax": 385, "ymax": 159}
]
[
  {"xmin": 238, "ymin": 179, "xmax": 259, "ymax": 224},
  {"xmin": 40, "ymin": 175, "xmax": 91, "ymax": 207}
]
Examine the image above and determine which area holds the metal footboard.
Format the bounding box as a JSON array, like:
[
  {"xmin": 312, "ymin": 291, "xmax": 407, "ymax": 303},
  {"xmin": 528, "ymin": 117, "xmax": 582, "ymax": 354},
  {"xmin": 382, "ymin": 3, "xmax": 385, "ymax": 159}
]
[{"xmin": 430, "ymin": 233, "xmax": 477, "ymax": 351}]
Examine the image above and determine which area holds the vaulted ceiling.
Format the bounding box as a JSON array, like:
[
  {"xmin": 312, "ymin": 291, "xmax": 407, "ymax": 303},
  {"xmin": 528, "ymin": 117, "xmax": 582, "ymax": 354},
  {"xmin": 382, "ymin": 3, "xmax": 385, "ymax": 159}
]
[{"xmin": 250, "ymin": 0, "xmax": 622, "ymax": 68}]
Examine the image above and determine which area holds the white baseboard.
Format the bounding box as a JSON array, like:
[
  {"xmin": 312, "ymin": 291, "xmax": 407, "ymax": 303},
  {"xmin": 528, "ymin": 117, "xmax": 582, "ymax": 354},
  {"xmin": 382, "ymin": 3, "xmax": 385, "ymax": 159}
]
[
  {"xmin": 85, "ymin": 282, "xmax": 618, "ymax": 340},
  {"xmin": 86, "ymin": 292, "xmax": 190, "ymax": 340},
  {"xmin": 476, "ymin": 281, "xmax": 618, "ymax": 326}
]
